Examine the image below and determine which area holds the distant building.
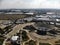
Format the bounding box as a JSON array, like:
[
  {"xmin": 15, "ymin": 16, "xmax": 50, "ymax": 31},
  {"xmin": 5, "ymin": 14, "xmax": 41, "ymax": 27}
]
[
  {"xmin": 24, "ymin": 17, "xmax": 33, "ymax": 22},
  {"xmin": 25, "ymin": 13, "xmax": 34, "ymax": 15},
  {"xmin": 1, "ymin": 20, "xmax": 13, "ymax": 25},
  {"xmin": 47, "ymin": 12, "xmax": 55, "ymax": 14},
  {"xmin": 5, "ymin": 12, "xmax": 23, "ymax": 14},
  {"xmin": 16, "ymin": 19, "xmax": 24, "ymax": 24}
]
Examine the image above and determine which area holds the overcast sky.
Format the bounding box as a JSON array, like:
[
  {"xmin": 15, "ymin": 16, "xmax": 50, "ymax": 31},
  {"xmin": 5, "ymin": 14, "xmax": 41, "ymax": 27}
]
[{"xmin": 0, "ymin": 0, "xmax": 60, "ymax": 9}]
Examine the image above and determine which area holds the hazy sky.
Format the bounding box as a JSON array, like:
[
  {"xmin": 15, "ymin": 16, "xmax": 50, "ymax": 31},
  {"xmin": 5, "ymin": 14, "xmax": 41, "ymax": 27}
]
[{"xmin": 0, "ymin": 0, "xmax": 60, "ymax": 9}]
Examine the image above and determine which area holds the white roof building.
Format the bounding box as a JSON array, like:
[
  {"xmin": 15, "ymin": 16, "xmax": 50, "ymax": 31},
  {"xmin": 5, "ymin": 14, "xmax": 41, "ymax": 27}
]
[
  {"xmin": 47, "ymin": 12, "xmax": 55, "ymax": 14},
  {"xmin": 11, "ymin": 36, "xmax": 19, "ymax": 41}
]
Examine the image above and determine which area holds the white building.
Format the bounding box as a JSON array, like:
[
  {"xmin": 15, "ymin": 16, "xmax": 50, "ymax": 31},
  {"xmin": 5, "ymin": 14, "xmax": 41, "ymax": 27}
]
[
  {"xmin": 11, "ymin": 36, "xmax": 19, "ymax": 41},
  {"xmin": 47, "ymin": 12, "xmax": 55, "ymax": 14}
]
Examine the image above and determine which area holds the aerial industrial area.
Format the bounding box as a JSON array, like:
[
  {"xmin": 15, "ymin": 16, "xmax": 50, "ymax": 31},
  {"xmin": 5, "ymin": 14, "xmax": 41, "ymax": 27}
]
[{"xmin": 0, "ymin": 9, "xmax": 60, "ymax": 45}]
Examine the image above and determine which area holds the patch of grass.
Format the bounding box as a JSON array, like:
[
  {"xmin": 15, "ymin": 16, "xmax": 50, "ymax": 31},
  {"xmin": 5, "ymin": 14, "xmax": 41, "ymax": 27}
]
[
  {"xmin": 25, "ymin": 40, "xmax": 36, "ymax": 45},
  {"xmin": 0, "ymin": 38, "xmax": 4, "ymax": 45},
  {"xmin": 55, "ymin": 44, "xmax": 60, "ymax": 45},
  {"xmin": 55, "ymin": 40, "xmax": 60, "ymax": 43},
  {"xmin": 39, "ymin": 43, "xmax": 51, "ymax": 45},
  {"xmin": 22, "ymin": 31, "xmax": 29, "ymax": 41}
]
